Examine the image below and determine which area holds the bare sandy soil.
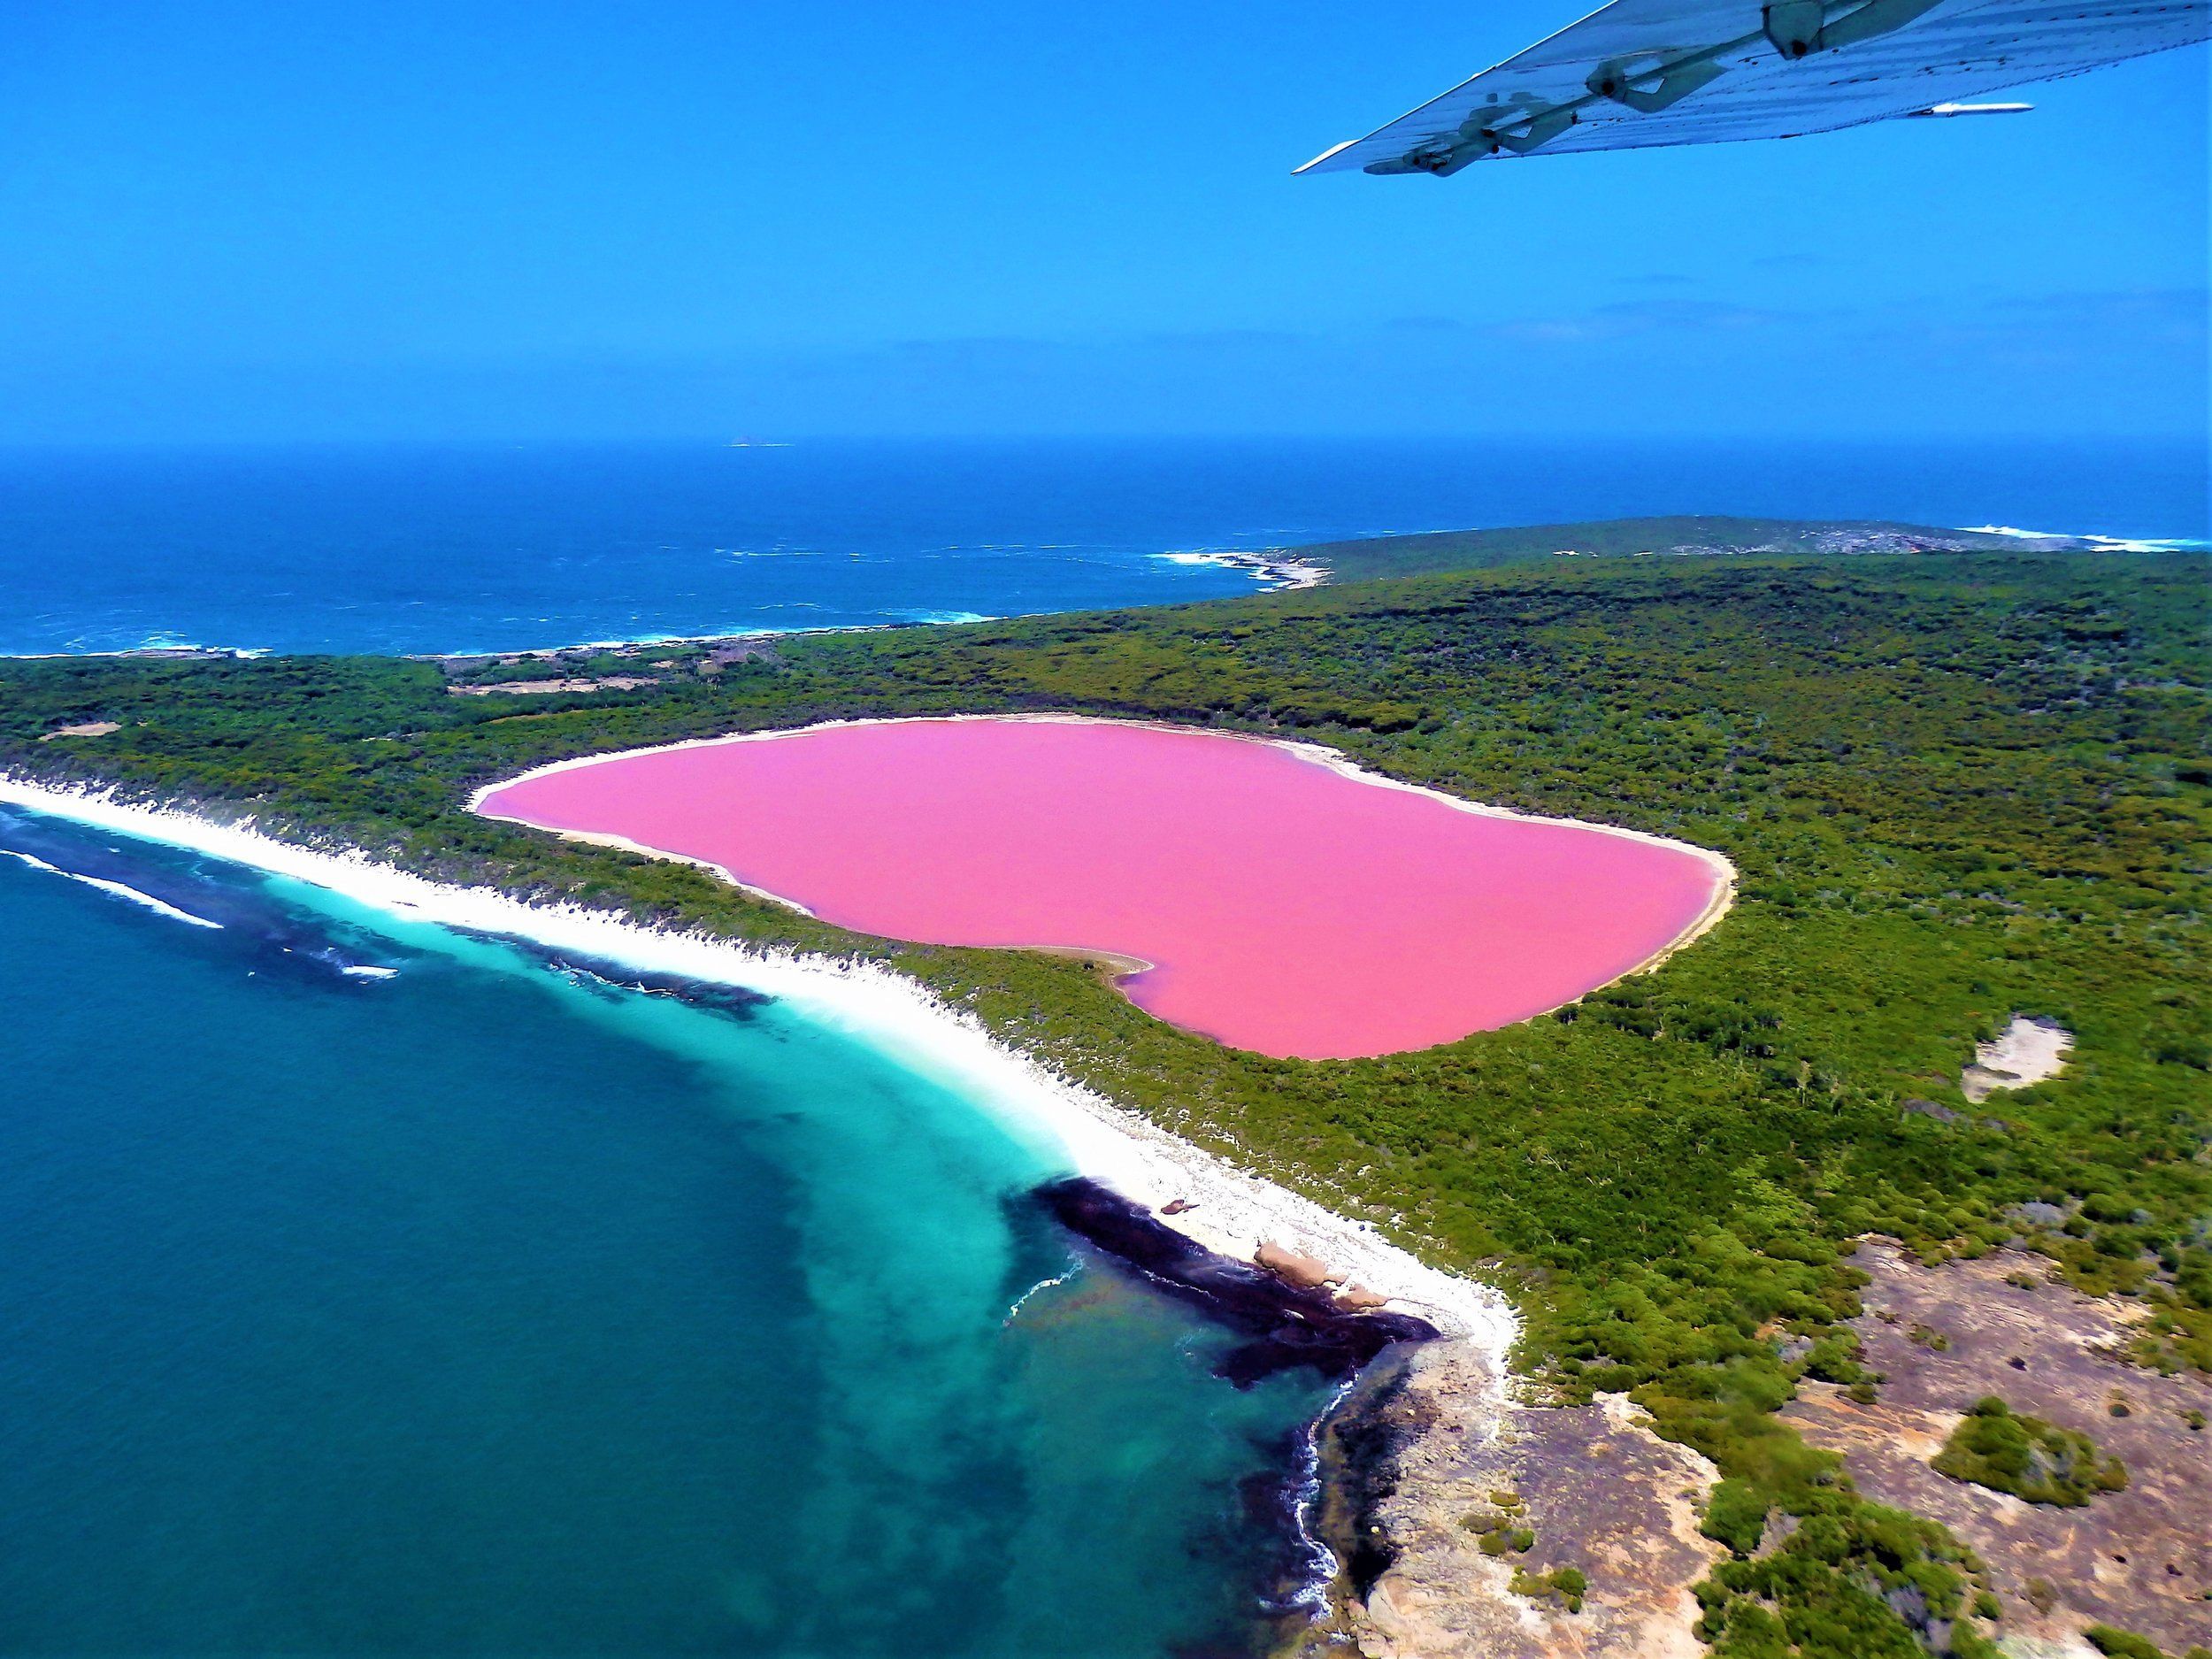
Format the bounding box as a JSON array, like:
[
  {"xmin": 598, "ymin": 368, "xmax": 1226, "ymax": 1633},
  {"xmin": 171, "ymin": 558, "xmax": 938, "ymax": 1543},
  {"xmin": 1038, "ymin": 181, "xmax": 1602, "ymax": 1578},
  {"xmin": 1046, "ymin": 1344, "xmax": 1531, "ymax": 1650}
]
[
  {"xmin": 448, "ymin": 675, "xmax": 661, "ymax": 695},
  {"xmin": 1784, "ymin": 1238, "xmax": 2212, "ymax": 1654},
  {"xmin": 1962, "ymin": 1015, "xmax": 2074, "ymax": 1103}
]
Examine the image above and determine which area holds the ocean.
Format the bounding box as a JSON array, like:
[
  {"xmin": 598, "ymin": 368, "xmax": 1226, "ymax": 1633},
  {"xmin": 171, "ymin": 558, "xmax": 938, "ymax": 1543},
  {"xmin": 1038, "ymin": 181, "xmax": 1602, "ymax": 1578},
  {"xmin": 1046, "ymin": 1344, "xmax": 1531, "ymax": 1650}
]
[
  {"xmin": 0, "ymin": 436, "xmax": 2201, "ymax": 1654},
  {"xmin": 0, "ymin": 803, "xmax": 1336, "ymax": 1656},
  {"xmin": 2, "ymin": 436, "xmax": 2204, "ymax": 657}
]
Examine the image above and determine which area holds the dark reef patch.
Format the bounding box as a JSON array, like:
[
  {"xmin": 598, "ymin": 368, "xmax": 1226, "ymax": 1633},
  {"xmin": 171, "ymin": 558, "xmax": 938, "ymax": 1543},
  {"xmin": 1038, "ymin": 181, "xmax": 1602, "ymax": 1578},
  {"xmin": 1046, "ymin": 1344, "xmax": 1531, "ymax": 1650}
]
[
  {"xmin": 0, "ymin": 803, "xmax": 773, "ymax": 1018},
  {"xmin": 1310, "ymin": 1350, "xmax": 1430, "ymax": 1599},
  {"xmin": 528, "ymin": 951, "xmax": 771, "ymax": 1018},
  {"xmin": 1033, "ymin": 1176, "xmax": 1439, "ymax": 1386},
  {"xmin": 0, "ymin": 803, "xmax": 405, "ymax": 981},
  {"xmin": 1034, "ymin": 1176, "xmax": 1445, "ymax": 1655}
]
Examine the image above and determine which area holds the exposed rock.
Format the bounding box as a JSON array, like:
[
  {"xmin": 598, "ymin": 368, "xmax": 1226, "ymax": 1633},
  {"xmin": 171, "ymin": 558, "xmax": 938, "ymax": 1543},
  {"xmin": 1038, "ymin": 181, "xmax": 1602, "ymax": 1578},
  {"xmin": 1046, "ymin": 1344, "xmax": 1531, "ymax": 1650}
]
[
  {"xmin": 38, "ymin": 721, "xmax": 120, "ymax": 741},
  {"xmin": 1337, "ymin": 1284, "xmax": 1391, "ymax": 1312},
  {"xmin": 1781, "ymin": 1238, "xmax": 2212, "ymax": 1654},
  {"xmin": 1962, "ymin": 1014, "xmax": 2073, "ymax": 1102},
  {"xmin": 1302, "ymin": 1340, "xmax": 1721, "ymax": 1658},
  {"xmin": 1035, "ymin": 1179, "xmax": 1437, "ymax": 1386},
  {"xmin": 1256, "ymin": 1240, "xmax": 1337, "ymax": 1290}
]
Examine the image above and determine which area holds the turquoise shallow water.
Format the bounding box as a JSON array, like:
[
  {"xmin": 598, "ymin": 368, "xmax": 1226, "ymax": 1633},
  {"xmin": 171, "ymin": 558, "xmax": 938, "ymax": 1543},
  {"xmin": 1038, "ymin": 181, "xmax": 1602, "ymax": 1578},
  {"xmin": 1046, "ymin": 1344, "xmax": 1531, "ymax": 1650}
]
[
  {"xmin": 0, "ymin": 806, "xmax": 1333, "ymax": 1656},
  {"xmin": 17, "ymin": 436, "xmax": 2194, "ymax": 1655}
]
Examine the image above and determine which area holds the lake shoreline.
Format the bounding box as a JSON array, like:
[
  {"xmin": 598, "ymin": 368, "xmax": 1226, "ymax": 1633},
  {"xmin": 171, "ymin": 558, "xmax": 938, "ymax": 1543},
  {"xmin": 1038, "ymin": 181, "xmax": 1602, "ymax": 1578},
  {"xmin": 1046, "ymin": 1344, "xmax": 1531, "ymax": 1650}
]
[
  {"xmin": 0, "ymin": 772, "xmax": 1515, "ymax": 1330},
  {"xmin": 469, "ymin": 712, "xmax": 1739, "ymax": 1058},
  {"xmin": 0, "ymin": 770, "xmax": 1523, "ymax": 1653},
  {"xmin": 1, "ymin": 677, "xmax": 1747, "ymax": 1652}
]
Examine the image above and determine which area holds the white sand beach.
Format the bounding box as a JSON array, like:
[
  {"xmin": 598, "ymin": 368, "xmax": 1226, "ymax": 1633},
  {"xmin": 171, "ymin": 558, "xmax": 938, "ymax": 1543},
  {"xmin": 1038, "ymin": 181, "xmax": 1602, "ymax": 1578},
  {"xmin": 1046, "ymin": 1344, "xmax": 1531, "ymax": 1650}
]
[{"xmin": 0, "ymin": 772, "xmax": 1513, "ymax": 1348}]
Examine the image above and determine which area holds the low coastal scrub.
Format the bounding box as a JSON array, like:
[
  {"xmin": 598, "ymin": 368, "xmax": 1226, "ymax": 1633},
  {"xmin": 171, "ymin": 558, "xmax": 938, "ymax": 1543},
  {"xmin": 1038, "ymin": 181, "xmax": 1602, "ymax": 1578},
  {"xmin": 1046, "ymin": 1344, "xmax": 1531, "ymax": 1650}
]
[
  {"xmin": 1932, "ymin": 1396, "xmax": 2127, "ymax": 1505},
  {"xmin": 1463, "ymin": 1492, "xmax": 1587, "ymax": 1617},
  {"xmin": 4, "ymin": 545, "xmax": 2207, "ymax": 1657},
  {"xmin": 1463, "ymin": 1489, "xmax": 1534, "ymax": 1557},
  {"xmin": 2085, "ymin": 1624, "xmax": 2212, "ymax": 1659},
  {"xmin": 1508, "ymin": 1563, "xmax": 1587, "ymax": 1614}
]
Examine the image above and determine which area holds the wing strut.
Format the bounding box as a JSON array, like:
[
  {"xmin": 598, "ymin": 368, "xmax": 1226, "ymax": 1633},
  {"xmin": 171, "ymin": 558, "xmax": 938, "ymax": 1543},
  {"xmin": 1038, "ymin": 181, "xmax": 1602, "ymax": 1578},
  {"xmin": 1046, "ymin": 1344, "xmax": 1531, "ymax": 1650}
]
[
  {"xmin": 1296, "ymin": 0, "xmax": 2210, "ymax": 173},
  {"xmin": 1369, "ymin": 0, "xmax": 1957, "ymax": 173}
]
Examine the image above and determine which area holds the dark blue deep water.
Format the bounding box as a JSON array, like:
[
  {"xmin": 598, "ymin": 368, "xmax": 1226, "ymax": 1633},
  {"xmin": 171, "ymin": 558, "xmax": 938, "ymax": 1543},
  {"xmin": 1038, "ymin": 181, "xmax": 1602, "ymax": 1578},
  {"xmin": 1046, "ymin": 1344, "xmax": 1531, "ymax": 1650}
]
[{"xmin": 2, "ymin": 436, "xmax": 2203, "ymax": 656}]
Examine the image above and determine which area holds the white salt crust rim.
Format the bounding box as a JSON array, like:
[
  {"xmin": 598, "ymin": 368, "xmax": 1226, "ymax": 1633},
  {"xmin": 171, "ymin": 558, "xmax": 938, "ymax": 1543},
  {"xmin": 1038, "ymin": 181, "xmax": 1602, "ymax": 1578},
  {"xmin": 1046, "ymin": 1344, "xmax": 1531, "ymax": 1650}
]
[{"xmin": 469, "ymin": 712, "xmax": 1740, "ymax": 1018}]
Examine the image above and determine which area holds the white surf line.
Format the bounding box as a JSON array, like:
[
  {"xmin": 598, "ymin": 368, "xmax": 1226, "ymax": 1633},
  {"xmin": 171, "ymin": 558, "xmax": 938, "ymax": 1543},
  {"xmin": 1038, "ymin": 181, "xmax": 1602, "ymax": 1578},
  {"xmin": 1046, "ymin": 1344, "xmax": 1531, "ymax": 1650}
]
[
  {"xmin": 468, "ymin": 711, "xmax": 1739, "ymax": 1000},
  {"xmin": 1961, "ymin": 524, "xmax": 2205, "ymax": 552},
  {"xmin": 0, "ymin": 772, "xmax": 1512, "ymax": 1349},
  {"xmin": 416, "ymin": 619, "xmax": 902, "ymax": 662},
  {"xmin": 0, "ymin": 845, "xmax": 225, "ymax": 929},
  {"xmin": 1152, "ymin": 549, "xmax": 1331, "ymax": 590}
]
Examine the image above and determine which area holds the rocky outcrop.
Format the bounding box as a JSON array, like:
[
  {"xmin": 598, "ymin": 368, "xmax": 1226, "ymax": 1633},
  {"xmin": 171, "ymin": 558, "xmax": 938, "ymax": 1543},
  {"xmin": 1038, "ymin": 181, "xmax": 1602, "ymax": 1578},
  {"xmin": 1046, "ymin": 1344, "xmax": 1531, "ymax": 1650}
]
[
  {"xmin": 1783, "ymin": 1238, "xmax": 2212, "ymax": 1655},
  {"xmin": 1033, "ymin": 1178, "xmax": 1438, "ymax": 1386},
  {"xmin": 1300, "ymin": 1342, "xmax": 1721, "ymax": 1659},
  {"xmin": 1256, "ymin": 1240, "xmax": 1335, "ymax": 1289}
]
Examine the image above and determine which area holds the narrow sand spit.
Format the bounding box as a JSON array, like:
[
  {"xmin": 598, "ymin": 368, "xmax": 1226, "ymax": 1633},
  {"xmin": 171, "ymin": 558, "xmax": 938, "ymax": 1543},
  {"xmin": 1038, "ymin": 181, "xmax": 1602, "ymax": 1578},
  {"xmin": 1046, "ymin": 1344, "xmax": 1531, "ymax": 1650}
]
[
  {"xmin": 0, "ymin": 774, "xmax": 1510, "ymax": 1348},
  {"xmin": 7, "ymin": 758, "xmax": 1755, "ymax": 1649},
  {"xmin": 1962, "ymin": 1014, "xmax": 2073, "ymax": 1103}
]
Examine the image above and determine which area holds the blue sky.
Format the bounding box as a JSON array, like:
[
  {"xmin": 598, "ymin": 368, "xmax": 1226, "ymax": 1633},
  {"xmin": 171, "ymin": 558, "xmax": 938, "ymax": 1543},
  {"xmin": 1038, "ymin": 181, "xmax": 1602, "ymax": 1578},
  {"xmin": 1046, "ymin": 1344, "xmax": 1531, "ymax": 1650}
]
[{"xmin": 4, "ymin": 1, "xmax": 2205, "ymax": 442}]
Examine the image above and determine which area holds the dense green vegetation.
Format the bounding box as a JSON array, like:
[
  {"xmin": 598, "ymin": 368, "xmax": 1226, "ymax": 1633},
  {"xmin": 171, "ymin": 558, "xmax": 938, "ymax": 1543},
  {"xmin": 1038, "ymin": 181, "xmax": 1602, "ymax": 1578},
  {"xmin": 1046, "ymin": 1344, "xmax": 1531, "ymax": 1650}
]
[
  {"xmin": 1296, "ymin": 515, "xmax": 2055, "ymax": 582},
  {"xmin": 1932, "ymin": 1396, "xmax": 2129, "ymax": 1505},
  {"xmin": 4, "ymin": 547, "xmax": 2207, "ymax": 1657},
  {"xmin": 2085, "ymin": 1624, "xmax": 2212, "ymax": 1659},
  {"xmin": 1509, "ymin": 1563, "xmax": 1587, "ymax": 1615}
]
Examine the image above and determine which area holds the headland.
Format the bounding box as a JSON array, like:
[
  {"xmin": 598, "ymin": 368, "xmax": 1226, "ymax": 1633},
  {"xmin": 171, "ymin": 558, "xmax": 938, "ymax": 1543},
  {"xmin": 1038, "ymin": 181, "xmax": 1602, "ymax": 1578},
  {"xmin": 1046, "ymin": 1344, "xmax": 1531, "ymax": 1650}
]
[{"xmin": 5, "ymin": 537, "xmax": 2204, "ymax": 1657}]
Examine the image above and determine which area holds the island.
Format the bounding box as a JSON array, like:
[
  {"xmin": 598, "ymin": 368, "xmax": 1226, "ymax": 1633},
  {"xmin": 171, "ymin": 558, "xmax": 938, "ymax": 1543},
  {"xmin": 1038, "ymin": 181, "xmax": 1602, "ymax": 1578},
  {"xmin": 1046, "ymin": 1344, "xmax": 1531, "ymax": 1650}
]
[{"xmin": 4, "ymin": 520, "xmax": 2206, "ymax": 1659}]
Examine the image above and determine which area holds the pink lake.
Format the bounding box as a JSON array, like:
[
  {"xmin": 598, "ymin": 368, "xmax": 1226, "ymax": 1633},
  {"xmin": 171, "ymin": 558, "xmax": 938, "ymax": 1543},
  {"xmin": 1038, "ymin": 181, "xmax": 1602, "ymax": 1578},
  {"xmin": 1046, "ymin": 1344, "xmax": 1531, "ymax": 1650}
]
[{"xmin": 475, "ymin": 718, "xmax": 1725, "ymax": 1060}]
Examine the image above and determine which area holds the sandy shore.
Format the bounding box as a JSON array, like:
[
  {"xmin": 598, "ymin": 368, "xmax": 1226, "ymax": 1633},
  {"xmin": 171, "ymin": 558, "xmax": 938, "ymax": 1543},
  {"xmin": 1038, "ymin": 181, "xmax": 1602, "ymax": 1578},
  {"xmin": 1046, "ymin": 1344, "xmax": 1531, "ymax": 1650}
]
[
  {"xmin": 0, "ymin": 772, "xmax": 1510, "ymax": 1351},
  {"xmin": 7, "ymin": 743, "xmax": 1760, "ymax": 1650}
]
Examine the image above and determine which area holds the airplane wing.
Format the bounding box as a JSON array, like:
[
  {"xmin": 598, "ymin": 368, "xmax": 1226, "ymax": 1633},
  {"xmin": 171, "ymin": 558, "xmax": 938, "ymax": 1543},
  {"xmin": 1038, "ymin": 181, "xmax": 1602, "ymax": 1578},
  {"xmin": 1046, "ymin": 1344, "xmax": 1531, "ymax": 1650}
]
[{"xmin": 1297, "ymin": 0, "xmax": 2212, "ymax": 174}]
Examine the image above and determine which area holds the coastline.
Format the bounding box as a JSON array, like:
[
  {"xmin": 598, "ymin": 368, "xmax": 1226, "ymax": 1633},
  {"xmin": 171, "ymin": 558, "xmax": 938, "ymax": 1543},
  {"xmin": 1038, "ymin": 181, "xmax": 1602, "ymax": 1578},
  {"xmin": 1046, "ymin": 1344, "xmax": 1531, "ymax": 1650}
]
[
  {"xmin": 0, "ymin": 772, "xmax": 1513, "ymax": 1348},
  {"xmin": 0, "ymin": 767, "xmax": 1535, "ymax": 1648},
  {"xmin": 2, "ymin": 552, "xmax": 1278, "ymax": 666},
  {"xmin": 457, "ymin": 711, "xmax": 1756, "ymax": 1644},
  {"xmin": 5, "ymin": 701, "xmax": 1755, "ymax": 1648},
  {"xmin": 1154, "ymin": 549, "xmax": 1332, "ymax": 590},
  {"xmin": 12, "ymin": 518, "xmax": 2201, "ymax": 667}
]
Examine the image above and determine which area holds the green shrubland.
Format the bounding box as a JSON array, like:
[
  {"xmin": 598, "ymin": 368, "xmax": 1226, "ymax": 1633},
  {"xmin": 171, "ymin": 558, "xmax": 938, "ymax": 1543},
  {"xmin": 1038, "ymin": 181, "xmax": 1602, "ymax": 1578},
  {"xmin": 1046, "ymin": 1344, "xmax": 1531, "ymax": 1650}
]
[
  {"xmin": 1932, "ymin": 1396, "xmax": 2128, "ymax": 1505},
  {"xmin": 2085, "ymin": 1624, "xmax": 2212, "ymax": 1659},
  {"xmin": 4, "ymin": 547, "xmax": 2206, "ymax": 1655}
]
